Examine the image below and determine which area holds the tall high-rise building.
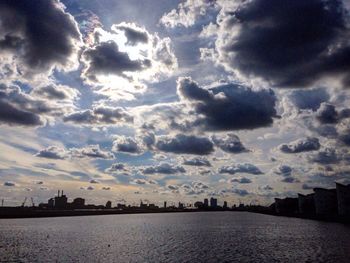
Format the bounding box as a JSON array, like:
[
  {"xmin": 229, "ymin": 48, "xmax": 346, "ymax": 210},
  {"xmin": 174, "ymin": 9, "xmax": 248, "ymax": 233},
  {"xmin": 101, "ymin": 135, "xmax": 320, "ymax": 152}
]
[
  {"xmin": 204, "ymin": 198, "xmax": 209, "ymax": 207},
  {"xmin": 336, "ymin": 183, "xmax": 350, "ymax": 216},
  {"xmin": 210, "ymin": 197, "xmax": 217, "ymax": 208},
  {"xmin": 314, "ymin": 188, "xmax": 337, "ymax": 215}
]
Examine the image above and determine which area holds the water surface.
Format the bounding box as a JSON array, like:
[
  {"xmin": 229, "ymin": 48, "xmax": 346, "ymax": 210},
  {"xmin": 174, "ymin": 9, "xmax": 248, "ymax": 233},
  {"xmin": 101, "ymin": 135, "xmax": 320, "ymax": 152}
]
[{"xmin": 0, "ymin": 212, "xmax": 349, "ymax": 262}]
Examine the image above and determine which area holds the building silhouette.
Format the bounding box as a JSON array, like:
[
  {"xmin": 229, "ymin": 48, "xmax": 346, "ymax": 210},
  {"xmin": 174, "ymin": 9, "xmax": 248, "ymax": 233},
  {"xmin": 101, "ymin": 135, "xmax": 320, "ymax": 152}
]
[
  {"xmin": 314, "ymin": 188, "xmax": 337, "ymax": 215},
  {"xmin": 72, "ymin": 198, "xmax": 85, "ymax": 209},
  {"xmin": 274, "ymin": 197, "xmax": 298, "ymax": 214},
  {"xmin": 210, "ymin": 197, "xmax": 217, "ymax": 208},
  {"xmin": 336, "ymin": 182, "xmax": 350, "ymax": 216},
  {"xmin": 48, "ymin": 198, "xmax": 54, "ymax": 208},
  {"xmin": 54, "ymin": 190, "xmax": 68, "ymax": 209},
  {"xmin": 298, "ymin": 193, "xmax": 315, "ymax": 214},
  {"xmin": 105, "ymin": 201, "xmax": 112, "ymax": 209},
  {"xmin": 274, "ymin": 182, "xmax": 350, "ymax": 220},
  {"xmin": 204, "ymin": 198, "xmax": 209, "ymax": 207}
]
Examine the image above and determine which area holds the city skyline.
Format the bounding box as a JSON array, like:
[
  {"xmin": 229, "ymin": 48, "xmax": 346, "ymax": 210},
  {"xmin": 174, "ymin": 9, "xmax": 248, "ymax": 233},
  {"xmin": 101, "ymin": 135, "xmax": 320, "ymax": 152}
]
[{"xmin": 1, "ymin": 0, "xmax": 350, "ymax": 207}]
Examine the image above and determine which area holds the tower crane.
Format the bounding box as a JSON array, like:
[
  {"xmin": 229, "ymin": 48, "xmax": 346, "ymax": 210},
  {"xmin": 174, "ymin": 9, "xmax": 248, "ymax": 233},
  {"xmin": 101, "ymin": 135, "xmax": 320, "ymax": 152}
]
[{"xmin": 21, "ymin": 197, "xmax": 27, "ymax": 207}]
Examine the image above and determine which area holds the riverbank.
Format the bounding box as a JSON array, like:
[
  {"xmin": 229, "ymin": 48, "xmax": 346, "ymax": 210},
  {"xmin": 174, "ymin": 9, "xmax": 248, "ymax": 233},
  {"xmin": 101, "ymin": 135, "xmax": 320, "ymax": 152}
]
[{"xmin": 250, "ymin": 210, "xmax": 350, "ymax": 225}]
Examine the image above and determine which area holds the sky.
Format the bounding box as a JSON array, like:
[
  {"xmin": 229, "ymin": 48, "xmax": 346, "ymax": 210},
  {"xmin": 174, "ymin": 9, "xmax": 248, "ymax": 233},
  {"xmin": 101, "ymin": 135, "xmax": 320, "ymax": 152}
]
[{"xmin": 1, "ymin": 0, "xmax": 350, "ymax": 207}]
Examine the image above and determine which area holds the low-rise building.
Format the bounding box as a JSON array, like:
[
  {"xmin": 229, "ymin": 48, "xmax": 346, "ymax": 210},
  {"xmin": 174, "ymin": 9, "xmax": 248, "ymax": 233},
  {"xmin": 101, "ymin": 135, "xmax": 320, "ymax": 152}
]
[
  {"xmin": 72, "ymin": 198, "xmax": 85, "ymax": 209},
  {"xmin": 274, "ymin": 197, "xmax": 298, "ymax": 214}
]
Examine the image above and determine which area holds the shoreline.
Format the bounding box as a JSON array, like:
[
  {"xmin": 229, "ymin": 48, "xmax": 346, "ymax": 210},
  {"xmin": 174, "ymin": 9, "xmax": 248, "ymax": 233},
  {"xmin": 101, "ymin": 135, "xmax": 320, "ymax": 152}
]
[
  {"xmin": 0, "ymin": 207, "xmax": 349, "ymax": 225},
  {"xmin": 0, "ymin": 207, "xmax": 230, "ymax": 219}
]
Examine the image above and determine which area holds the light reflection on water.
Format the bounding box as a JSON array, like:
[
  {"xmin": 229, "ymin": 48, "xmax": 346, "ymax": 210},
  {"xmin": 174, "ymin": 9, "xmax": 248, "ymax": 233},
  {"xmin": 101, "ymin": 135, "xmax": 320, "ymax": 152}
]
[{"xmin": 0, "ymin": 212, "xmax": 349, "ymax": 262}]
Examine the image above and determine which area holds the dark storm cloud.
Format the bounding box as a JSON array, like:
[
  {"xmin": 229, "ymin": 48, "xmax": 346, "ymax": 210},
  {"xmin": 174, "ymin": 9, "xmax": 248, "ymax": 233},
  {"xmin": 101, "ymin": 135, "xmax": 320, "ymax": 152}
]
[
  {"xmin": 229, "ymin": 177, "xmax": 252, "ymax": 184},
  {"xmin": 231, "ymin": 188, "xmax": 249, "ymax": 197},
  {"xmin": 64, "ymin": 106, "xmax": 133, "ymax": 125},
  {"xmin": 142, "ymin": 163, "xmax": 186, "ymax": 175},
  {"xmin": 0, "ymin": 83, "xmax": 78, "ymax": 127},
  {"xmin": 340, "ymin": 108, "xmax": 350, "ymax": 119},
  {"xmin": 112, "ymin": 137, "xmax": 143, "ymax": 154},
  {"xmin": 0, "ymin": 84, "xmax": 63, "ymax": 126},
  {"xmin": 3, "ymin": 181, "xmax": 15, "ymax": 187},
  {"xmin": 0, "ymin": 100, "xmax": 42, "ymax": 126},
  {"xmin": 316, "ymin": 103, "xmax": 338, "ymax": 124},
  {"xmin": 274, "ymin": 165, "xmax": 299, "ymax": 183},
  {"xmin": 289, "ymin": 88, "xmax": 329, "ymax": 111},
  {"xmin": 183, "ymin": 157, "xmax": 211, "ymax": 167},
  {"xmin": 212, "ymin": 133, "xmax": 248, "ymax": 153},
  {"xmin": 156, "ymin": 134, "xmax": 214, "ymax": 155},
  {"xmin": 71, "ymin": 145, "xmax": 114, "ymax": 159},
  {"xmin": 302, "ymin": 183, "xmax": 315, "ymax": 190},
  {"xmin": 141, "ymin": 132, "xmax": 156, "ymax": 149},
  {"xmin": 219, "ymin": 163, "xmax": 263, "ymax": 175},
  {"xmin": 279, "ymin": 137, "xmax": 320, "ymax": 153},
  {"xmin": 105, "ymin": 163, "xmax": 129, "ymax": 173},
  {"xmin": 313, "ymin": 124, "xmax": 338, "ymax": 139},
  {"xmin": 0, "ymin": 0, "xmax": 81, "ymax": 74},
  {"xmin": 281, "ymin": 177, "xmax": 299, "ymax": 183},
  {"xmin": 216, "ymin": 0, "xmax": 350, "ymax": 87},
  {"xmin": 112, "ymin": 23, "xmax": 149, "ymax": 46},
  {"xmin": 339, "ymin": 131, "xmax": 350, "ymax": 146},
  {"xmin": 35, "ymin": 146, "xmax": 66, "ymax": 160},
  {"xmin": 177, "ymin": 77, "xmax": 277, "ymax": 131},
  {"xmin": 32, "ymin": 85, "xmax": 79, "ymax": 100},
  {"xmin": 315, "ymin": 102, "xmax": 350, "ymax": 124},
  {"xmin": 36, "ymin": 145, "xmax": 114, "ymax": 160},
  {"xmin": 132, "ymin": 179, "xmax": 147, "ymax": 185},
  {"xmin": 82, "ymin": 40, "xmax": 151, "ymax": 81},
  {"xmin": 273, "ymin": 165, "xmax": 292, "ymax": 177},
  {"xmin": 309, "ymin": 148, "xmax": 342, "ymax": 164},
  {"xmin": 90, "ymin": 179, "xmax": 99, "ymax": 184}
]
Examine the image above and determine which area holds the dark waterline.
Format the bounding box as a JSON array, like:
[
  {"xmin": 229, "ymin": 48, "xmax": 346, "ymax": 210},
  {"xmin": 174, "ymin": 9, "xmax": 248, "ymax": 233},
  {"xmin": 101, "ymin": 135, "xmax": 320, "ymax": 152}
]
[{"xmin": 1, "ymin": 212, "xmax": 349, "ymax": 263}]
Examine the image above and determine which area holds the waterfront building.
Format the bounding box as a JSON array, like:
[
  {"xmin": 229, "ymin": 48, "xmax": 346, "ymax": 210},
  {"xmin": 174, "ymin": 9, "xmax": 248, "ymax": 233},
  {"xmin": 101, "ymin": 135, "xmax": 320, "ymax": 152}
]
[
  {"xmin": 298, "ymin": 193, "xmax": 315, "ymax": 214},
  {"xmin": 148, "ymin": 204, "xmax": 158, "ymax": 209},
  {"xmin": 117, "ymin": 203, "xmax": 126, "ymax": 209},
  {"xmin": 48, "ymin": 198, "xmax": 54, "ymax": 208},
  {"xmin": 336, "ymin": 183, "xmax": 350, "ymax": 216},
  {"xmin": 204, "ymin": 198, "xmax": 209, "ymax": 207},
  {"xmin": 72, "ymin": 198, "xmax": 85, "ymax": 209},
  {"xmin": 314, "ymin": 188, "xmax": 337, "ymax": 215},
  {"xmin": 105, "ymin": 201, "xmax": 112, "ymax": 209},
  {"xmin": 274, "ymin": 197, "xmax": 298, "ymax": 214},
  {"xmin": 210, "ymin": 197, "xmax": 217, "ymax": 208},
  {"xmin": 223, "ymin": 201, "xmax": 228, "ymax": 209},
  {"xmin": 164, "ymin": 201, "xmax": 167, "ymax": 209},
  {"xmin": 54, "ymin": 190, "xmax": 68, "ymax": 209}
]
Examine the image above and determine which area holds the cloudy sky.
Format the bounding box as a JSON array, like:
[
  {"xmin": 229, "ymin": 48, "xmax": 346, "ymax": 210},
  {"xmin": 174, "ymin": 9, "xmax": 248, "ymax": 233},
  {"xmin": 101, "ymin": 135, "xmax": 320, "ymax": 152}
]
[{"xmin": 1, "ymin": 0, "xmax": 350, "ymax": 207}]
